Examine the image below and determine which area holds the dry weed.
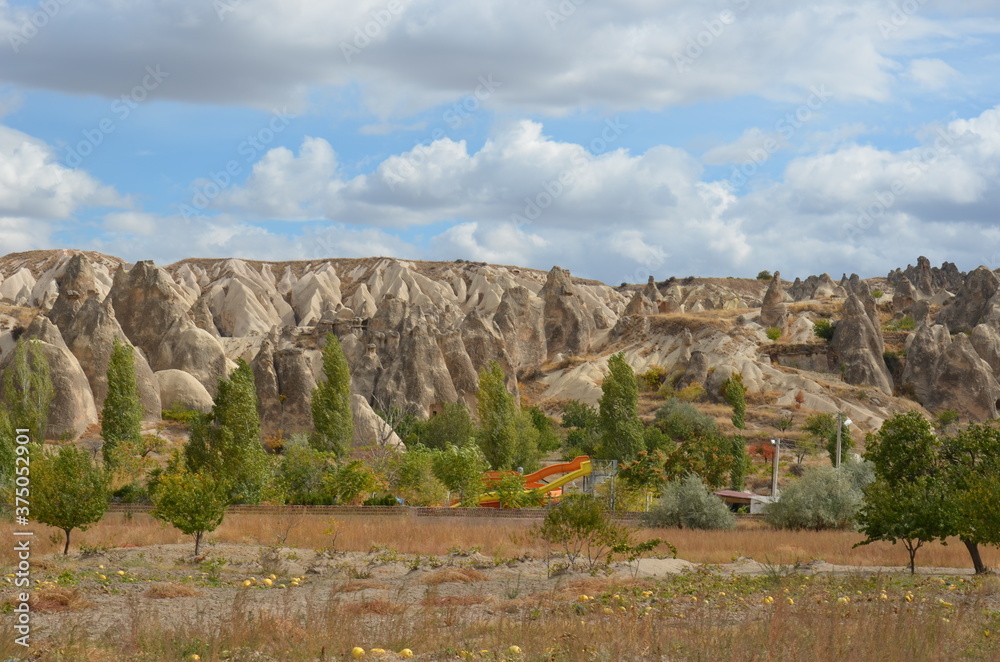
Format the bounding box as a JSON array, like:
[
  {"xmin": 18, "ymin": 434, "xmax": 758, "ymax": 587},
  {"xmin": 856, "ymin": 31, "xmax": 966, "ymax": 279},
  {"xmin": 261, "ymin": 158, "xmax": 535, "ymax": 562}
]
[
  {"xmin": 143, "ymin": 583, "xmax": 201, "ymax": 599},
  {"xmin": 419, "ymin": 568, "xmax": 488, "ymax": 585}
]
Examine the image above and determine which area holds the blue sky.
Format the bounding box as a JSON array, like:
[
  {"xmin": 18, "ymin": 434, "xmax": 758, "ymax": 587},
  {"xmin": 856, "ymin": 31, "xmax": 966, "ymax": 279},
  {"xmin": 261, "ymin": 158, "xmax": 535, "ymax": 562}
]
[{"xmin": 2, "ymin": 0, "xmax": 1000, "ymax": 283}]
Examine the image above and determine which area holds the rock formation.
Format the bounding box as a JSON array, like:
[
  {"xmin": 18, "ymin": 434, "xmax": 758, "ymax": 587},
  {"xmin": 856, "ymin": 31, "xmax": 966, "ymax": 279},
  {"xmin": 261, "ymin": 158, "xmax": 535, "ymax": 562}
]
[
  {"xmin": 760, "ymin": 271, "xmax": 788, "ymax": 329},
  {"xmin": 830, "ymin": 293, "xmax": 893, "ymax": 393}
]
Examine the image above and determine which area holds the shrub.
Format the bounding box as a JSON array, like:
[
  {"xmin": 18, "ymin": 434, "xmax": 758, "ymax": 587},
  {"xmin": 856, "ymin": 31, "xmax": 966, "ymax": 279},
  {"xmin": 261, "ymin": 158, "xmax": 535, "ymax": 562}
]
[
  {"xmin": 764, "ymin": 466, "xmax": 862, "ymax": 530},
  {"xmin": 654, "ymin": 399, "xmax": 718, "ymax": 441},
  {"xmin": 871, "ymin": 289, "xmax": 884, "ymax": 299},
  {"xmin": 766, "ymin": 327, "xmax": 782, "ymax": 341},
  {"xmin": 898, "ymin": 315, "xmax": 916, "ymax": 330},
  {"xmin": 676, "ymin": 382, "xmax": 706, "ymax": 402},
  {"xmin": 161, "ymin": 405, "xmax": 202, "ymax": 425},
  {"xmin": 756, "ymin": 270, "xmax": 773, "ymax": 281},
  {"xmin": 813, "ymin": 319, "xmax": 834, "ymax": 341},
  {"xmin": 536, "ymin": 494, "xmax": 625, "ymax": 571},
  {"xmin": 645, "ymin": 474, "xmax": 735, "ymax": 530},
  {"xmin": 637, "ymin": 365, "xmax": 667, "ymax": 392}
]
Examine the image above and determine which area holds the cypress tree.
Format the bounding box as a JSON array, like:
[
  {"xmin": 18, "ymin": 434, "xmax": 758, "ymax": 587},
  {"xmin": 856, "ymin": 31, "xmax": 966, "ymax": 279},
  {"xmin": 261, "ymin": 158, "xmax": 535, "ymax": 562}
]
[{"xmin": 475, "ymin": 361, "xmax": 519, "ymax": 470}]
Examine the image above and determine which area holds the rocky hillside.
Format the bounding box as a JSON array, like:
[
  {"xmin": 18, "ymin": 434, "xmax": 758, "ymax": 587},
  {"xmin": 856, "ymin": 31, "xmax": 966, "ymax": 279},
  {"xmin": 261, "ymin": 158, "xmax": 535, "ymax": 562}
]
[{"xmin": 0, "ymin": 250, "xmax": 989, "ymax": 449}]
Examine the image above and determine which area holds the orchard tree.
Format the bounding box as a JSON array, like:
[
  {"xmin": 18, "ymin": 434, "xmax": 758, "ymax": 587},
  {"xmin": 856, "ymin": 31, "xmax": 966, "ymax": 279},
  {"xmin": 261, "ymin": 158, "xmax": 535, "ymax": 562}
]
[
  {"xmin": 939, "ymin": 422, "xmax": 1000, "ymax": 574},
  {"xmin": 856, "ymin": 412, "xmax": 951, "ymax": 574},
  {"xmin": 311, "ymin": 333, "xmax": 354, "ymax": 456},
  {"xmin": 101, "ymin": 339, "xmax": 143, "ymax": 469},
  {"xmin": 33, "ymin": 444, "xmax": 110, "ymax": 554},
  {"xmin": 802, "ymin": 412, "xmax": 853, "ymax": 465},
  {"xmin": 151, "ymin": 467, "xmax": 229, "ymax": 556},
  {"xmin": 598, "ymin": 353, "xmax": 644, "ymax": 462},
  {"xmin": 476, "ymin": 361, "xmax": 520, "ymax": 470},
  {"xmin": 185, "ymin": 360, "xmax": 269, "ymax": 504}
]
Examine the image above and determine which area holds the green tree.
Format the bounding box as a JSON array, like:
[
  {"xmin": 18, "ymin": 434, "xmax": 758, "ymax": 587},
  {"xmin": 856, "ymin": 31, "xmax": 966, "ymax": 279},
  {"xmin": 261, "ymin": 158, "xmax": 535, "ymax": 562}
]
[
  {"xmin": 311, "ymin": 333, "xmax": 354, "ymax": 456},
  {"xmin": 663, "ymin": 433, "xmax": 734, "ymax": 490},
  {"xmin": 0, "ymin": 411, "xmax": 14, "ymax": 490},
  {"xmin": 802, "ymin": 412, "xmax": 852, "ymax": 465},
  {"xmin": 597, "ymin": 353, "xmax": 644, "ymax": 462},
  {"xmin": 151, "ymin": 467, "xmax": 228, "ymax": 556},
  {"xmin": 855, "ymin": 412, "xmax": 948, "ymax": 573},
  {"xmin": 185, "ymin": 360, "xmax": 269, "ymax": 504},
  {"xmin": 33, "ymin": 444, "xmax": 109, "ymax": 554},
  {"xmin": 323, "ymin": 459, "xmax": 382, "ymax": 505},
  {"xmin": 101, "ymin": 339, "xmax": 144, "ymax": 469},
  {"xmin": 645, "ymin": 474, "xmax": 736, "ymax": 530},
  {"xmin": 527, "ymin": 406, "xmax": 562, "ymax": 453},
  {"xmin": 493, "ymin": 473, "xmax": 546, "ymax": 509},
  {"xmin": 422, "ymin": 401, "xmax": 476, "ymax": 450},
  {"xmin": 939, "ymin": 423, "xmax": 1000, "ymax": 574},
  {"xmin": 1, "ymin": 338, "xmax": 54, "ymax": 443},
  {"xmin": 395, "ymin": 446, "xmax": 448, "ymax": 506},
  {"xmin": 431, "ymin": 443, "xmax": 489, "ymax": 506},
  {"xmin": 720, "ymin": 374, "xmax": 751, "ymax": 490},
  {"xmin": 618, "ymin": 449, "xmax": 668, "ymax": 496},
  {"xmin": 560, "ymin": 400, "xmax": 601, "ymax": 458},
  {"xmin": 475, "ymin": 361, "xmax": 520, "ymax": 470},
  {"xmin": 276, "ymin": 436, "xmax": 335, "ymax": 504}
]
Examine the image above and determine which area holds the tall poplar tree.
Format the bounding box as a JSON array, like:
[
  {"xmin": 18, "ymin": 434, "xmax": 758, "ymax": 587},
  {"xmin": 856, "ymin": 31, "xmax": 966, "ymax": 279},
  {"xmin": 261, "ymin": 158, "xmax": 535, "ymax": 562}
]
[{"xmin": 311, "ymin": 333, "xmax": 354, "ymax": 456}]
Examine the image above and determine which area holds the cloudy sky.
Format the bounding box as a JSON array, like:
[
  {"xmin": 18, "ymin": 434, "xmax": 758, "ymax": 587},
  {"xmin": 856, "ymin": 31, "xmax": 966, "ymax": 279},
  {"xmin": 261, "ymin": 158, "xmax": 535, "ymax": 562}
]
[{"xmin": 2, "ymin": 0, "xmax": 1000, "ymax": 283}]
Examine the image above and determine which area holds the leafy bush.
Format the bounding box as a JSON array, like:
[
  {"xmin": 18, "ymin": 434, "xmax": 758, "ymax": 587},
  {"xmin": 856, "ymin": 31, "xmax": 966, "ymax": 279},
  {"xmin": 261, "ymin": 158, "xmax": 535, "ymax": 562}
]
[
  {"xmin": 764, "ymin": 466, "xmax": 862, "ymax": 530},
  {"xmin": 645, "ymin": 474, "xmax": 735, "ymax": 530},
  {"xmin": 675, "ymin": 382, "xmax": 706, "ymax": 402},
  {"xmin": 766, "ymin": 327, "xmax": 782, "ymax": 341},
  {"xmin": 494, "ymin": 473, "xmax": 545, "ymax": 509},
  {"xmin": 636, "ymin": 365, "xmax": 667, "ymax": 392},
  {"xmin": 871, "ymin": 289, "xmax": 884, "ymax": 299},
  {"xmin": 757, "ymin": 270, "xmax": 773, "ymax": 281},
  {"xmin": 161, "ymin": 405, "xmax": 203, "ymax": 425},
  {"xmin": 813, "ymin": 319, "xmax": 834, "ymax": 341},
  {"xmin": 898, "ymin": 315, "xmax": 916, "ymax": 330},
  {"xmin": 654, "ymin": 399, "xmax": 719, "ymax": 441}
]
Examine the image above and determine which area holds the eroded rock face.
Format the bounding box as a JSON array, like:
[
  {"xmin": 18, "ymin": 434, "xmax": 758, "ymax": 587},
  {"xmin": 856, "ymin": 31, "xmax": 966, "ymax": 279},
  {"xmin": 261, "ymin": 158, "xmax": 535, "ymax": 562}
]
[
  {"xmin": 902, "ymin": 323, "xmax": 952, "ymax": 405},
  {"xmin": 59, "ymin": 297, "xmax": 161, "ymax": 420},
  {"xmin": 929, "ymin": 335, "xmax": 1000, "ymax": 420},
  {"xmin": 493, "ymin": 286, "xmax": 546, "ymax": 374},
  {"xmin": 351, "ymin": 394, "xmax": 403, "ymax": 450},
  {"xmin": 156, "ymin": 369, "xmax": 213, "ymax": 413},
  {"xmin": 936, "ymin": 266, "xmax": 1000, "ymax": 333},
  {"xmin": 624, "ymin": 292, "xmax": 658, "ymax": 317},
  {"xmin": 153, "ymin": 325, "xmax": 229, "ymax": 396},
  {"xmin": 540, "ymin": 266, "xmax": 594, "ymax": 360},
  {"xmin": 831, "ymin": 293, "xmax": 893, "ymax": 393},
  {"xmin": 760, "ymin": 271, "xmax": 788, "ymax": 329},
  {"xmin": 109, "ymin": 261, "xmax": 193, "ymax": 358}
]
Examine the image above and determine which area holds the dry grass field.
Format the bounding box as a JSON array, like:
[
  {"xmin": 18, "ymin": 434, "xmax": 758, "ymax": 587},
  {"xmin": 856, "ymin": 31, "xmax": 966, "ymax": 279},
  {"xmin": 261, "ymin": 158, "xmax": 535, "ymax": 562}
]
[{"xmin": 2, "ymin": 514, "xmax": 999, "ymax": 661}]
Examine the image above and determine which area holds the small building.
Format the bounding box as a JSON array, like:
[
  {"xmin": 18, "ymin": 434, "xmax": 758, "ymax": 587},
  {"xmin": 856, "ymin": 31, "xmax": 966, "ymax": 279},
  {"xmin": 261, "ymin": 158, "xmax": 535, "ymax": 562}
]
[{"xmin": 713, "ymin": 489, "xmax": 757, "ymax": 513}]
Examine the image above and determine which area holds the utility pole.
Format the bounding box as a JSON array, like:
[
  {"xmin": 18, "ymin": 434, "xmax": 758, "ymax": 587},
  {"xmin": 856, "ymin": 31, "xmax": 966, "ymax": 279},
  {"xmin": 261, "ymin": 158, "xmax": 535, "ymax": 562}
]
[
  {"xmin": 836, "ymin": 412, "xmax": 843, "ymax": 469},
  {"xmin": 770, "ymin": 438, "xmax": 781, "ymax": 497}
]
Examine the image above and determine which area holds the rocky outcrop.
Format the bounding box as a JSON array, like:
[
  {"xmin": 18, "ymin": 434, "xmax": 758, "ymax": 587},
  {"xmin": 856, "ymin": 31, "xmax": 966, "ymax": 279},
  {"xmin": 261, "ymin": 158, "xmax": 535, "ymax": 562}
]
[
  {"xmin": 351, "ymin": 394, "xmax": 403, "ymax": 450},
  {"xmin": 59, "ymin": 297, "xmax": 161, "ymax": 419},
  {"xmin": 251, "ymin": 338, "xmax": 320, "ymax": 434},
  {"xmin": 108, "ymin": 261, "xmax": 193, "ymax": 358},
  {"xmin": 493, "ymin": 286, "xmax": 546, "ymax": 374},
  {"xmin": 624, "ymin": 291, "xmax": 658, "ymax": 317},
  {"xmin": 155, "ymin": 369, "xmax": 214, "ymax": 413},
  {"xmin": 936, "ymin": 266, "xmax": 1000, "ymax": 333},
  {"xmin": 47, "ymin": 254, "xmax": 100, "ymax": 327},
  {"xmin": 760, "ymin": 271, "xmax": 788, "ymax": 329},
  {"xmin": 789, "ymin": 273, "xmax": 845, "ymax": 301},
  {"xmin": 540, "ymin": 266, "xmax": 594, "ymax": 360},
  {"xmin": 927, "ymin": 335, "xmax": 1000, "ymax": 419},
  {"xmin": 888, "ymin": 256, "xmax": 966, "ymax": 294},
  {"xmin": 153, "ymin": 325, "xmax": 229, "ymax": 396},
  {"xmin": 901, "ymin": 323, "xmax": 952, "ymax": 405},
  {"xmin": 831, "ymin": 293, "xmax": 893, "ymax": 393}
]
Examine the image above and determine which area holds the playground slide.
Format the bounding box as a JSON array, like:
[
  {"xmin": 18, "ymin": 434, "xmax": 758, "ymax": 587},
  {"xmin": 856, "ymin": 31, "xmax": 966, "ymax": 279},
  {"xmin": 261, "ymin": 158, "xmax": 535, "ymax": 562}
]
[{"xmin": 474, "ymin": 456, "xmax": 592, "ymax": 507}]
